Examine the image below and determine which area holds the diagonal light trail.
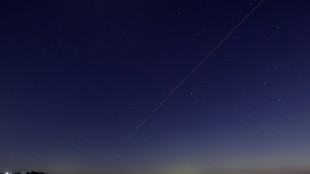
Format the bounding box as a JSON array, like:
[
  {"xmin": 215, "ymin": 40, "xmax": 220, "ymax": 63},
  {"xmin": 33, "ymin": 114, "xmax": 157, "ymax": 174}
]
[{"xmin": 127, "ymin": 0, "xmax": 264, "ymax": 140}]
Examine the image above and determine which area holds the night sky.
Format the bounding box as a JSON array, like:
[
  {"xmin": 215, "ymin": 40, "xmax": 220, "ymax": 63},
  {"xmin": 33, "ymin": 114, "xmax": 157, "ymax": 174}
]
[{"xmin": 1, "ymin": 1, "xmax": 310, "ymax": 174}]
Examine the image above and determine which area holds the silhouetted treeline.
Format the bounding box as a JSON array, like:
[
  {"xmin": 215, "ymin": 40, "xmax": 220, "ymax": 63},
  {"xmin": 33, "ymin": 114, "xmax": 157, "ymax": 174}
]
[{"xmin": 13, "ymin": 172, "xmax": 46, "ymax": 174}]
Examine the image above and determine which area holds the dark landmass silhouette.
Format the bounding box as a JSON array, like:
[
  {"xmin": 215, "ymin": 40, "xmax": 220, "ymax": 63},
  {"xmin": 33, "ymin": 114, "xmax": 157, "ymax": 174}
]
[{"xmin": 0, "ymin": 172, "xmax": 46, "ymax": 174}]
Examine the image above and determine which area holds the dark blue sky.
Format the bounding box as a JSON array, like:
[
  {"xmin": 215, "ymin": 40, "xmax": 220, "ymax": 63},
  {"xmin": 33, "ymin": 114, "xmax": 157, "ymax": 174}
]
[{"xmin": 1, "ymin": 1, "xmax": 310, "ymax": 174}]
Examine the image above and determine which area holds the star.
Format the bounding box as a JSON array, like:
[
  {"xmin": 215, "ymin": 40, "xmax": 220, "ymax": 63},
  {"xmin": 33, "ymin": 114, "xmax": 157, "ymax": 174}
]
[{"xmin": 178, "ymin": 9, "xmax": 183, "ymax": 15}]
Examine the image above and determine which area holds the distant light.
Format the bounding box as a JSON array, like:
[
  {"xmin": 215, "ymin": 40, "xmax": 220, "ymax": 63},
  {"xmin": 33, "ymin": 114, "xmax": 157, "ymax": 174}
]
[{"xmin": 5, "ymin": 172, "xmax": 9, "ymax": 174}]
